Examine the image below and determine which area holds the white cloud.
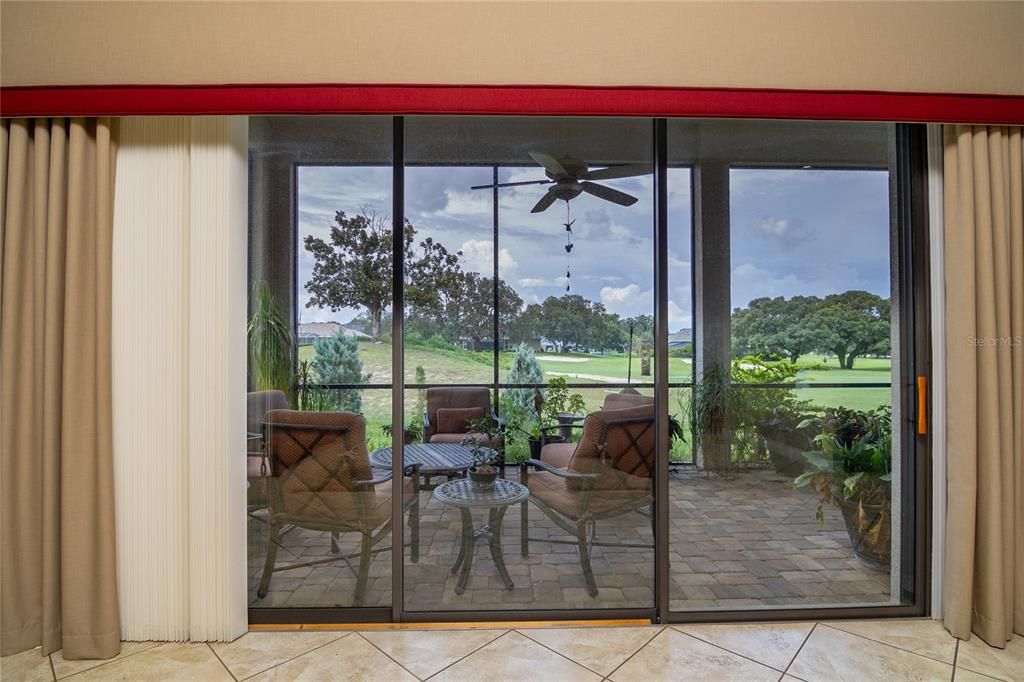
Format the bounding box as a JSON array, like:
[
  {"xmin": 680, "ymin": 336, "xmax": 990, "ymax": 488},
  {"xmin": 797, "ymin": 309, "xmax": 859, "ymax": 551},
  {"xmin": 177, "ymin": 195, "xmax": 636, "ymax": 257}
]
[
  {"xmin": 668, "ymin": 300, "xmax": 692, "ymax": 328},
  {"xmin": 517, "ymin": 277, "xmax": 548, "ymax": 288},
  {"xmin": 757, "ymin": 217, "xmax": 790, "ymax": 237},
  {"xmin": 599, "ymin": 283, "xmax": 653, "ymax": 317},
  {"xmin": 601, "ymin": 283, "xmax": 642, "ymax": 305},
  {"xmin": 751, "ymin": 216, "xmax": 808, "ymax": 244},
  {"xmin": 459, "ymin": 239, "xmax": 517, "ymax": 276}
]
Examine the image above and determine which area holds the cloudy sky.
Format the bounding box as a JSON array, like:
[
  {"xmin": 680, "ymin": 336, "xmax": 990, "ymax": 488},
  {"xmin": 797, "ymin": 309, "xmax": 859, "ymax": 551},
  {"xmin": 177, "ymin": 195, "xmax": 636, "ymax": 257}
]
[{"xmin": 296, "ymin": 165, "xmax": 890, "ymax": 332}]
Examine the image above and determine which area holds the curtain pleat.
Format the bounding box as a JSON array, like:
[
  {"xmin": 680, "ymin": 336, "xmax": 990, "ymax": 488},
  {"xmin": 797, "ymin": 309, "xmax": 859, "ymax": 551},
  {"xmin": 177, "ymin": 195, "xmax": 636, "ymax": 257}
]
[
  {"xmin": 0, "ymin": 118, "xmax": 121, "ymax": 660},
  {"xmin": 943, "ymin": 125, "xmax": 1024, "ymax": 647}
]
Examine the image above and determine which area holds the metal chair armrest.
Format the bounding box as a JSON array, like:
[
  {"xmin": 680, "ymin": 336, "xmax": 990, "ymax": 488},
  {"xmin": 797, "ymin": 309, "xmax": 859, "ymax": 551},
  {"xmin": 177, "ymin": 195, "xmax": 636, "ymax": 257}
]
[
  {"xmin": 523, "ymin": 458, "xmax": 599, "ymax": 480},
  {"xmin": 539, "ymin": 423, "xmax": 584, "ymax": 434}
]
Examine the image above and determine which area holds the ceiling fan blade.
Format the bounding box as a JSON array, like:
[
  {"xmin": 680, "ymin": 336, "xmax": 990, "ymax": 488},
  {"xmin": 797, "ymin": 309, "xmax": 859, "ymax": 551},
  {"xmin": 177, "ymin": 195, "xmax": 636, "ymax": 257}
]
[
  {"xmin": 470, "ymin": 179, "xmax": 551, "ymax": 190},
  {"xmin": 528, "ymin": 151, "xmax": 569, "ymax": 178},
  {"xmin": 530, "ymin": 189, "xmax": 559, "ymax": 213},
  {"xmin": 580, "ymin": 181, "xmax": 638, "ymax": 207},
  {"xmin": 582, "ymin": 163, "xmax": 653, "ymax": 181}
]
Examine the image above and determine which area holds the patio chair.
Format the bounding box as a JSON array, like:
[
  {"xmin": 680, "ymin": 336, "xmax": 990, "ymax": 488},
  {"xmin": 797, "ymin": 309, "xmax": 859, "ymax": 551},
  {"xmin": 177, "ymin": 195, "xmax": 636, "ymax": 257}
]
[
  {"xmin": 256, "ymin": 409, "xmax": 420, "ymax": 606},
  {"xmin": 247, "ymin": 390, "xmax": 290, "ymax": 511},
  {"xmin": 537, "ymin": 391, "xmax": 654, "ymax": 470},
  {"xmin": 423, "ymin": 386, "xmax": 504, "ymax": 461},
  {"xmin": 520, "ymin": 400, "xmax": 656, "ymax": 597}
]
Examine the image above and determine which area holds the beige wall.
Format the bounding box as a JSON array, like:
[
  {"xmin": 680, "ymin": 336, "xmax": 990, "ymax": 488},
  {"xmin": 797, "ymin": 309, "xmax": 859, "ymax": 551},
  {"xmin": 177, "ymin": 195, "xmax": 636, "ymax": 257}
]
[{"xmin": 2, "ymin": 1, "xmax": 1022, "ymax": 95}]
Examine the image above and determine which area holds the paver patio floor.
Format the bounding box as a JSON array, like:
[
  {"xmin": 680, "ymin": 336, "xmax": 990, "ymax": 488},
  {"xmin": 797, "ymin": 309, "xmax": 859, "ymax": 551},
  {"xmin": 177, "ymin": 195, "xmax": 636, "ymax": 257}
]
[{"xmin": 248, "ymin": 466, "xmax": 891, "ymax": 612}]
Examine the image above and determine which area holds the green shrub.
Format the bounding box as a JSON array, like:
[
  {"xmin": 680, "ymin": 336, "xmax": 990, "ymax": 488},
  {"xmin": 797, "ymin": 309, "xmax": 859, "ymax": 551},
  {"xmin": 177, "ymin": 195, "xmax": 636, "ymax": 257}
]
[
  {"xmin": 505, "ymin": 343, "xmax": 544, "ymax": 412},
  {"xmin": 312, "ymin": 331, "xmax": 372, "ymax": 412}
]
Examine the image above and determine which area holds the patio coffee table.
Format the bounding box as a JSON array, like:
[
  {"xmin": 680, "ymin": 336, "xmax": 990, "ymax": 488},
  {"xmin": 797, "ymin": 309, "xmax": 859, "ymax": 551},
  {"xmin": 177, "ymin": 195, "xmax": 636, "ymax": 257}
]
[
  {"xmin": 433, "ymin": 478, "xmax": 529, "ymax": 595},
  {"xmin": 369, "ymin": 443, "xmax": 494, "ymax": 489}
]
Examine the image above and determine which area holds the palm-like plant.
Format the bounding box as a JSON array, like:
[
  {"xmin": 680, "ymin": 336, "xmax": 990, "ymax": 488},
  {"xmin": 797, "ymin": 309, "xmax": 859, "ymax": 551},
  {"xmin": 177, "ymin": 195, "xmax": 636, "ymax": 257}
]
[{"xmin": 248, "ymin": 280, "xmax": 293, "ymax": 392}]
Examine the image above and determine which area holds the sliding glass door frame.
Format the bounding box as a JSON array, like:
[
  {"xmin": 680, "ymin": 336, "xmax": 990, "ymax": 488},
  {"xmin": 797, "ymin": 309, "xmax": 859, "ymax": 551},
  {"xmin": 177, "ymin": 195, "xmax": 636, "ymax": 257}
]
[{"xmin": 248, "ymin": 118, "xmax": 931, "ymax": 625}]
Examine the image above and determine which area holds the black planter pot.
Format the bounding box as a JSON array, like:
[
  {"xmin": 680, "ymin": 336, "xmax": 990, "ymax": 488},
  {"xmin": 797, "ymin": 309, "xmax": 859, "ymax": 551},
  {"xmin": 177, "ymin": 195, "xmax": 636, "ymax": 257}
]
[
  {"xmin": 468, "ymin": 466, "xmax": 499, "ymax": 490},
  {"xmin": 528, "ymin": 434, "xmax": 566, "ymax": 460},
  {"xmin": 758, "ymin": 422, "xmax": 813, "ymax": 476}
]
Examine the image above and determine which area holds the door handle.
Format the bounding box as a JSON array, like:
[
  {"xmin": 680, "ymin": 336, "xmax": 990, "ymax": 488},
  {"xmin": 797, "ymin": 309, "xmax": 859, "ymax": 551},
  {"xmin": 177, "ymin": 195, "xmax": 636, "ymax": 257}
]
[{"xmin": 917, "ymin": 375, "xmax": 927, "ymax": 435}]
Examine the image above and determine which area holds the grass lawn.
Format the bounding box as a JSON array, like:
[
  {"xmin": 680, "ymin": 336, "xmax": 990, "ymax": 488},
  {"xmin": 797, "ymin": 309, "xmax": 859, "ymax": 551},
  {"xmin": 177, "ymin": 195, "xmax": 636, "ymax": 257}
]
[{"xmin": 296, "ymin": 342, "xmax": 891, "ymax": 457}]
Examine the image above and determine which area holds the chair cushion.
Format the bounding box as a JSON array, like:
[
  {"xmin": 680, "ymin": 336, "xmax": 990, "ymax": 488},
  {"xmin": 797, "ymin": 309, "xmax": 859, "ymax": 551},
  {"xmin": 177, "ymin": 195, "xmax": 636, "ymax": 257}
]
[
  {"xmin": 429, "ymin": 432, "xmax": 501, "ymax": 450},
  {"xmin": 436, "ymin": 406, "xmax": 484, "ymax": 435},
  {"xmin": 527, "ymin": 470, "xmax": 650, "ymax": 519},
  {"xmin": 276, "ymin": 474, "xmax": 414, "ymax": 532},
  {"xmin": 248, "ymin": 390, "xmax": 290, "ymax": 434},
  {"xmin": 566, "ymin": 404, "xmax": 656, "ymax": 489},
  {"xmin": 540, "ymin": 442, "xmax": 575, "ymax": 469}
]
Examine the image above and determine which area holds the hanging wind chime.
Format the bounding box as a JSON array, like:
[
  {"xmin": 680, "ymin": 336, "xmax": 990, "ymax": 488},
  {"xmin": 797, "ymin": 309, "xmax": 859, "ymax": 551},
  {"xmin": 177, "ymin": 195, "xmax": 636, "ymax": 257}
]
[{"xmin": 563, "ymin": 200, "xmax": 575, "ymax": 292}]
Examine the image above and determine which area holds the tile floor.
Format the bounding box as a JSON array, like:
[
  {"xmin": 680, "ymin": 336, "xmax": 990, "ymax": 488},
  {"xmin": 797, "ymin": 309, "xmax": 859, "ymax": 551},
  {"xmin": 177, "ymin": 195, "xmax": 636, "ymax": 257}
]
[
  {"xmin": 248, "ymin": 467, "xmax": 891, "ymax": 611},
  {"xmin": 3, "ymin": 619, "xmax": 1022, "ymax": 681}
]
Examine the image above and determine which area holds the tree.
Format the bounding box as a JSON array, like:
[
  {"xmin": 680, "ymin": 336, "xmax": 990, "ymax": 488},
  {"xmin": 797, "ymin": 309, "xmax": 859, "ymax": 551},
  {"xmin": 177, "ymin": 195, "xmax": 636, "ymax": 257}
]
[
  {"xmin": 505, "ymin": 343, "xmax": 545, "ymax": 412},
  {"xmin": 305, "ymin": 211, "xmax": 464, "ymax": 341},
  {"xmin": 404, "ymin": 235, "xmax": 465, "ymax": 334},
  {"xmin": 311, "ymin": 331, "xmax": 372, "ymax": 411},
  {"xmin": 449, "ymin": 273, "xmax": 523, "ymax": 351},
  {"xmin": 305, "ymin": 210, "xmax": 407, "ymax": 340},
  {"xmin": 806, "ymin": 291, "xmax": 890, "ymax": 369},
  {"xmin": 731, "ymin": 295, "xmax": 821, "ymax": 363},
  {"xmin": 537, "ymin": 294, "xmax": 623, "ymax": 353},
  {"xmin": 507, "ymin": 302, "xmax": 544, "ymax": 348}
]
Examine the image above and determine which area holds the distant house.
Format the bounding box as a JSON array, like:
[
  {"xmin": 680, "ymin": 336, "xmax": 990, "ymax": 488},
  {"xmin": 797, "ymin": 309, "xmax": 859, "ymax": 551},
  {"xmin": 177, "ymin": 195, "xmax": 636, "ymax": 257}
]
[
  {"xmin": 297, "ymin": 322, "xmax": 369, "ymax": 346},
  {"xmin": 668, "ymin": 328, "xmax": 693, "ymax": 347}
]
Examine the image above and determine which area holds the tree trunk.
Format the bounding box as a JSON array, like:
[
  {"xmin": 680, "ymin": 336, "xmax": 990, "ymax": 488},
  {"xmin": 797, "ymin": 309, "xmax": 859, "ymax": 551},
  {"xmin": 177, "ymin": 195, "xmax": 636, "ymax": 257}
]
[
  {"xmin": 833, "ymin": 349, "xmax": 849, "ymax": 370},
  {"xmin": 370, "ymin": 306, "xmax": 381, "ymax": 340}
]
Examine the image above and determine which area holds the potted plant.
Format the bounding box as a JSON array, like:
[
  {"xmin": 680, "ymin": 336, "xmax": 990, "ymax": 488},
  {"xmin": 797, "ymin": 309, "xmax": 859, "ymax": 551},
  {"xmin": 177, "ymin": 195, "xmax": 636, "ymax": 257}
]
[
  {"xmin": 462, "ymin": 416, "xmax": 509, "ymax": 490},
  {"xmin": 794, "ymin": 405, "xmax": 893, "ymax": 568},
  {"xmin": 727, "ymin": 355, "xmax": 817, "ymax": 472},
  {"xmin": 381, "ymin": 421, "xmax": 423, "ymax": 445},
  {"xmin": 293, "ymin": 360, "xmax": 331, "ymax": 412},
  {"xmin": 522, "ymin": 377, "xmax": 587, "ymax": 460},
  {"xmin": 688, "ymin": 363, "xmax": 736, "ymax": 476},
  {"xmin": 248, "ymin": 280, "xmax": 293, "ymax": 395}
]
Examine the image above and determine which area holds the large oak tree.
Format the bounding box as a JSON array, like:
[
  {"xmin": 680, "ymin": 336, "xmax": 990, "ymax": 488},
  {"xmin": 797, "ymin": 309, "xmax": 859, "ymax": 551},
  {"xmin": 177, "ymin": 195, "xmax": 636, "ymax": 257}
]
[{"xmin": 304, "ymin": 210, "xmax": 463, "ymax": 340}]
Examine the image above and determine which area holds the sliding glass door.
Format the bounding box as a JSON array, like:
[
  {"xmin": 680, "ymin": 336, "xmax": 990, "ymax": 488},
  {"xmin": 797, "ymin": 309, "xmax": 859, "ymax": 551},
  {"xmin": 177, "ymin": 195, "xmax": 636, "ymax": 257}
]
[
  {"xmin": 246, "ymin": 116, "xmax": 926, "ymax": 623},
  {"xmin": 401, "ymin": 117, "xmax": 658, "ymax": 615}
]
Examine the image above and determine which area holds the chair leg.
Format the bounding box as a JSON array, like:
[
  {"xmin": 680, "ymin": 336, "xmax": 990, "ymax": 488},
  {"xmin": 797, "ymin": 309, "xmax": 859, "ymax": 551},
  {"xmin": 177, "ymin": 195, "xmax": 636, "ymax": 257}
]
[
  {"xmin": 330, "ymin": 532, "xmax": 340, "ymax": 554},
  {"xmin": 410, "ymin": 491, "xmax": 420, "ymax": 564},
  {"xmin": 353, "ymin": 532, "xmax": 372, "ymax": 607},
  {"xmin": 520, "ymin": 500, "xmax": 529, "ymax": 557},
  {"xmin": 577, "ymin": 521, "xmax": 598, "ymax": 597},
  {"xmin": 257, "ymin": 520, "xmax": 280, "ymax": 598}
]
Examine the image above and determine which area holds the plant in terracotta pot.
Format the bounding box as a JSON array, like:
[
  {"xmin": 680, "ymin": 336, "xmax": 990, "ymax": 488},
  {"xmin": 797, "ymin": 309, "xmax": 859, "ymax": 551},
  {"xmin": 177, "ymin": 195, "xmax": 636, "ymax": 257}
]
[
  {"xmin": 794, "ymin": 405, "xmax": 892, "ymax": 568},
  {"xmin": 462, "ymin": 411, "xmax": 512, "ymax": 485},
  {"xmin": 462, "ymin": 415, "xmax": 509, "ymax": 490}
]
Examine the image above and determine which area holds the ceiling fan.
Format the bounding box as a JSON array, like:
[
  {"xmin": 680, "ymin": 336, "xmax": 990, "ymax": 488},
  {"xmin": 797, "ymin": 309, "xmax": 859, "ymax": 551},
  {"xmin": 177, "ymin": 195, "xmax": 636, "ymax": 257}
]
[{"xmin": 471, "ymin": 152, "xmax": 651, "ymax": 213}]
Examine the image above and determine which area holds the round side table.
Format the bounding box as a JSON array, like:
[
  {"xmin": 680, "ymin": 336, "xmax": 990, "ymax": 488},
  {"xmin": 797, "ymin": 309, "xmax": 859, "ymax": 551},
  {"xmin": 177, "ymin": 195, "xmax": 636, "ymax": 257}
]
[{"xmin": 433, "ymin": 478, "xmax": 529, "ymax": 595}]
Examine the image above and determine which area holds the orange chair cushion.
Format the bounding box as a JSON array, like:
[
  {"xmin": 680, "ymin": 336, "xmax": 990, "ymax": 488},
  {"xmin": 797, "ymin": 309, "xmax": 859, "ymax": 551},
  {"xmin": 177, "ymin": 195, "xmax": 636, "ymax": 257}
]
[{"xmin": 436, "ymin": 406, "xmax": 483, "ymax": 434}]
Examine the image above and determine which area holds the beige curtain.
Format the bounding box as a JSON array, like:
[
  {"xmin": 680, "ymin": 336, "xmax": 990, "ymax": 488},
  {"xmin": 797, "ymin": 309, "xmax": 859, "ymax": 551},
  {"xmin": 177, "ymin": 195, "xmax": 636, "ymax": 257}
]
[
  {"xmin": 943, "ymin": 125, "xmax": 1024, "ymax": 647},
  {"xmin": 0, "ymin": 118, "xmax": 121, "ymax": 659}
]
